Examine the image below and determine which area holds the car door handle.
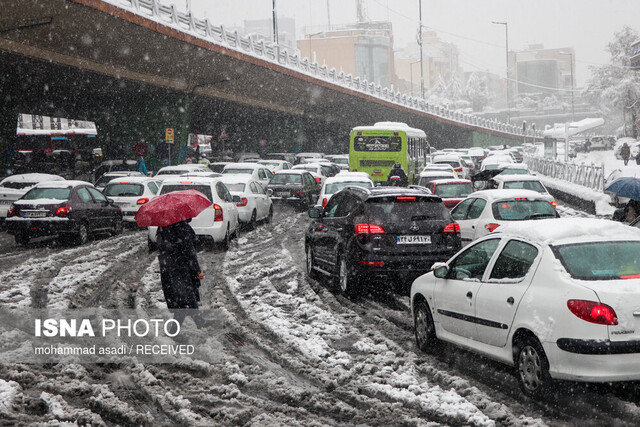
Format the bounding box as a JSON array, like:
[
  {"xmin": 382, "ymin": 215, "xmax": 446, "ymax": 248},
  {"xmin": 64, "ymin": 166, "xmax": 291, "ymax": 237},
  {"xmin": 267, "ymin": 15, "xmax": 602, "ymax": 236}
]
[
  {"xmin": 466, "ymin": 291, "xmax": 472, "ymax": 299},
  {"xmin": 507, "ymin": 297, "xmax": 514, "ymax": 305},
  {"xmin": 471, "ymin": 225, "xmax": 475, "ymax": 229}
]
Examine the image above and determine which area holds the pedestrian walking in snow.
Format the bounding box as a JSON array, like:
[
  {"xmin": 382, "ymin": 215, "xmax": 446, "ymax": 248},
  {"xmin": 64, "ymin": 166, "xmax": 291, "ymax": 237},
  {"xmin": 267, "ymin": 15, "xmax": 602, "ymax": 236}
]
[{"xmin": 621, "ymin": 142, "xmax": 631, "ymax": 165}]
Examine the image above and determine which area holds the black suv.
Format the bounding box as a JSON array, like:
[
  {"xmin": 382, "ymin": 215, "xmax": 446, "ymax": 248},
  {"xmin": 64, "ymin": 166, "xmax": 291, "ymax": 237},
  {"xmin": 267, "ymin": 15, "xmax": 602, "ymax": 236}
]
[{"xmin": 305, "ymin": 186, "xmax": 461, "ymax": 296}]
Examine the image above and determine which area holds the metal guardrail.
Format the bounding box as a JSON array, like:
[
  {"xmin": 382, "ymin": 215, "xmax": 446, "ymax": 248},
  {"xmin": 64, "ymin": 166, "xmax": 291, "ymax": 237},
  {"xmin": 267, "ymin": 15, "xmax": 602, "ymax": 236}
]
[
  {"xmin": 105, "ymin": 0, "xmax": 541, "ymax": 139},
  {"xmin": 524, "ymin": 156, "xmax": 605, "ymax": 192}
]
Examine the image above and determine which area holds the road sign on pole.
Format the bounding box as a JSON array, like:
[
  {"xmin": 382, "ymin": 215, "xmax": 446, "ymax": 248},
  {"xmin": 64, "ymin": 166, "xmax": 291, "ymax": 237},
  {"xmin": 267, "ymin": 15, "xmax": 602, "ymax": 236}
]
[
  {"xmin": 218, "ymin": 128, "xmax": 229, "ymax": 140},
  {"xmin": 165, "ymin": 128, "xmax": 174, "ymax": 144}
]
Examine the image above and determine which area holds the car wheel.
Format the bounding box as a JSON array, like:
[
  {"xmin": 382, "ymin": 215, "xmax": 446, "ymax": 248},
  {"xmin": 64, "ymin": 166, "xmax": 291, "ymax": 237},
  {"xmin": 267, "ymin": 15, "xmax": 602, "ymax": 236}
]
[
  {"xmin": 265, "ymin": 206, "xmax": 273, "ymax": 224},
  {"xmin": 112, "ymin": 217, "xmax": 123, "ymax": 236},
  {"xmin": 249, "ymin": 210, "xmax": 257, "ymax": 230},
  {"xmin": 14, "ymin": 232, "xmax": 29, "ymax": 245},
  {"xmin": 220, "ymin": 226, "xmax": 230, "ymax": 251},
  {"xmin": 337, "ymin": 253, "xmax": 358, "ymax": 297},
  {"xmin": 148, "ymin": 237, "xmax": 157, "ymax": 252},
  {"xmin": 75, "ymin": 222, "xmax": 89, "ymax": 246},
  {"xmin": 305, "ymin": 244, "xmax": 319, "ymax": 279},
  {"xmin": 414, "ymin": 300, "xmax": 439, "ymax": 353},
  {"xmin": 515, "ymin": 336, "xmax": 551, "ymax": 399}
]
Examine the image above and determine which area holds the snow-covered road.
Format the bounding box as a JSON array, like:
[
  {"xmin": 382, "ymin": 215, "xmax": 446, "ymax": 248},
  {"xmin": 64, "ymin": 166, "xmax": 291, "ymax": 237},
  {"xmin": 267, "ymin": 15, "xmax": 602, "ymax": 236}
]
[{"xmin": 1, "ymin": 204, "xmax": 639, "ymax": 425}]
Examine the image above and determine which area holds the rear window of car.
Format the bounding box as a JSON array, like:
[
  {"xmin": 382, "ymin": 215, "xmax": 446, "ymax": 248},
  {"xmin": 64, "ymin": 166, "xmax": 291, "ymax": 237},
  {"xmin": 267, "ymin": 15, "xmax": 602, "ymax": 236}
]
[
  {"xmin": 223, "ymin": 168, "xmax": 253, "ymax": 174},
  {"xmin": 492, "ymin": 199, "xmax": 556, "ymax": 220},
  {"xmin": 1, "ymin": 181, "xmax": 37, "ymax": 189},
  {"xmin": 210, "ymin": 164, "xmax": 227, "ymax": 173},
  {"xmin": 270, "ymin": 174, "xmax": 302, "ymax": 185},
  {"xmin": 433, "ymin": 183, "xmax": 472, "ymax": 198},
  {"xmin": 160, "ymin": 184, "xmax": 212, "ymax": 201},
  {"xmin": 224, "ymin": 183, "xmax": 245, "ymax": 192},
  {"xmin": 22, "ymin": 188, "xmax": 71, "ymax": 200},
  {"xmin": 331, "ymin": 158, "xmax": 349, "ymax": 165},
  {"xmin": 103, "ymin": 183, "xmax": 144, "ymax": 197},
  {"xmin": 325, "ymin": 181, "xmax": 372, "ymax": 194},
  {"xmin": 418, "ymin": 176, "xmax": 451, "ymax": 186},
  {"xmin": 365, "ymin": 196, "xmax": 449, "ymax": 221},
  {"xmin": 503, "ymin": 181, "xmax": 546, "ymax": 193},
  {"xmin": 552, "ymin": 242, "xmax": 640, "ymax": 280},
  {"xmin": 435, "ymin": 160, "xmax": 461, "ymax": 167}
]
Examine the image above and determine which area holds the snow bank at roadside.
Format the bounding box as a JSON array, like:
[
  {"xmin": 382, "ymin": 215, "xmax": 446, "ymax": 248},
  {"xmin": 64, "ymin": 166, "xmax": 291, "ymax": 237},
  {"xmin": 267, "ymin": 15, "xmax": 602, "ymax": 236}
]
[{"xmin": 536, "ymin": 174, "xmax": 615, "ymax": 216}]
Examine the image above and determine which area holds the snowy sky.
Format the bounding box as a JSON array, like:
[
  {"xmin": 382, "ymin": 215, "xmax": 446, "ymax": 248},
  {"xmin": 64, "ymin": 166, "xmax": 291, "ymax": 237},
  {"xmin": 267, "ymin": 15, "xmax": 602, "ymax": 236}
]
[{"xmin": 172, "ymin": 0, "xmax": 639, "ymax": 87}]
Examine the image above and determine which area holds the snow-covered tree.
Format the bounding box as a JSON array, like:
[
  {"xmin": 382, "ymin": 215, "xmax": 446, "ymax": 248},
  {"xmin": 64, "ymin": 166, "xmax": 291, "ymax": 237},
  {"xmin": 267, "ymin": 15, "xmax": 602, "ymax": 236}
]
[
  {"xmin": 464, "ymin": 72, "xmax": 490, "ymax": 111},
  {"xmin": 586, "ymin": 26, "xmax": 640, "ymax": 137}
]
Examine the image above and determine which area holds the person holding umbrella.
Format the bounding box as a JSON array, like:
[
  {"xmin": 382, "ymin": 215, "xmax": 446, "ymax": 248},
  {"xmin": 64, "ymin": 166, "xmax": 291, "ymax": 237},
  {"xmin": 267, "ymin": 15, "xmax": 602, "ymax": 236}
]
[{"xmin": 135, "ymin": 190, "xmax": 211, "ymax": 330}]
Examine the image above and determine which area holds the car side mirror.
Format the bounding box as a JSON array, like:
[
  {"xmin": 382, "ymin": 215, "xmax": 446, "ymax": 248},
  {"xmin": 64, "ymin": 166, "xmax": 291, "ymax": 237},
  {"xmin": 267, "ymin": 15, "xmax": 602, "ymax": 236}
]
[
  {"xmin": 432, "ymin": 262, "xmax": 449, "ymax": 278},
  {"xmin": 232, "ymin": 195, "xmax": 241, "ymax": 203},
  {"xmin": 308, "ymin": 206, "xmax": 324, "ymax": 218},
  {"xmin": 107, "ymin": 198, "xmax": 114, "ymax": 205},
  {"xmin": 266, "ymin": 189, "xmax": 273, "ymax": 197}
]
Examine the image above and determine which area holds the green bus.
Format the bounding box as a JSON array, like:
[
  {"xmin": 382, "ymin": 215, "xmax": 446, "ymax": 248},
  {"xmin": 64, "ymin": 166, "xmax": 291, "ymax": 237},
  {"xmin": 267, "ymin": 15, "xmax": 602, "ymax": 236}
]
[{"xmin": 349, "ymin": 122, "xmax": 428, "ymax": 184}]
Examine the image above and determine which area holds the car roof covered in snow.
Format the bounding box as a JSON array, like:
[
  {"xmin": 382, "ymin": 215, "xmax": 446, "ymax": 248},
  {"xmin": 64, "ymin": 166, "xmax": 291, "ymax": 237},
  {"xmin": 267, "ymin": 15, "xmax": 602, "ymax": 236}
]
[
  {"xmin": 160, "ymin": 176, "xmax": 221, "ymax": 186},
  {"xmin": 496, "ymin": 218, "xmax": 640, "ymax": 246},
  {"xmin": 106, "ymin": 176, "xmax": 158, "ymax": 185},
  {"xmin": 491, "ymin": 175, "xmax": 543, "ymax": 183},
  {"xmin": 273, "ymin": 169, "xmax": 309, "ymax": 175},
  {"xmin": 218, "ymin": 175, "xmax": 256, "ymax": 185},
  {"xmin": 428, "ymin": 179, "xmax": 472, "ymax": 185},
  {"xmin": 35, "ymin": 180, "xmax": 92, "ymax": 188},
  {"xmin": 468, "ymin": 189, "xmax": 549, "ymax": 201},
  {"xmin": 324, "ymin": 175, "xmax": 373, "ymax": 185},
  {"xmin": 419, "ymin": 170, "xmax": 456, "ymax": 177},
  {"xmin": 1, "ymin": 173, "xmax": 65, "ymax": 184}
]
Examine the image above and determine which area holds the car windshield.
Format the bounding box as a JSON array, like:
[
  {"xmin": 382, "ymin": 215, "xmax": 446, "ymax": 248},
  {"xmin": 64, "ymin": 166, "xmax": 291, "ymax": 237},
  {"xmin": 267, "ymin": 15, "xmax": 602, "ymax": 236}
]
[
  {"xmin": 433, "ymin": 183, "xmax": 472, "ymax": 198},
  {"xmin": 503, "ymin": 181, "xmax": 546, "ymax": 193},
  {"xmin": 223, "ymin": 168, "xmax": 253, "ymax": 174},
  {"xmin": 331, "ymin": 158, "xmax": 349, "ymax": 165},
  {"xmin": 270, "ymin": 174, "xmax": 302, "ymax": 185},
  {"xmin": 365, "ymin": 196, "xmax": 448, "ymax": 221},
  {"xmin": 553, "ymin": 242, "xmax": 640, "ymax": 280},
  {"xmin": 160, "ymin": 184, "xmax": 212, "ymax": 201},
  {"xmin": 103, "ymin": 183, "xmax": 144, "ymax": 197},
  {"xmin": 223, "ymin": 183, "xmax": 246, "ymax": 192},
  {"xmin": 22, "ymin": 187, "xmax": 70, "ymax": 200},
  {"xmin": 492, "ymin": 199, "xmax": 556, "ymax": 220},
  {"xmin": 325, "ymin": 181, "xmax": 372, "ymax": 194}
]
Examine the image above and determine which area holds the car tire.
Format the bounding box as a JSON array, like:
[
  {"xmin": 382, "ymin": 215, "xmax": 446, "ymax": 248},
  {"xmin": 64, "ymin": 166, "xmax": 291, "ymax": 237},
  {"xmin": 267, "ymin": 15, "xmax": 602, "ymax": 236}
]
[
  {"xmin": 515, "ymin": 335, "xmax": 552, "ymax": 399},
  {"xmin": 14, "ymin": 232, "xmax": 29, "ymax": 245},
  {"xmin": 249, "ymin": 210, "xmax": 257, "ymax": 230},
  {"xmin": 305, "ymin": 244, "xmax": 319, "ymax": 279},
  {"xmin": 414, "ymin": 300, "xmax": 439, "ymax": 353},
  {"xmin": 337, "ymin": 253, "xmax": 358, "ymax": 297},
  {"xmin": 111, "ymin": 217, "xmax": 123, "ymax": 236},
  {"xmin": 220, "ymin": 226, "xmax": 230, "ymax": 251},
  {"xmin": 148, "ymin": 237, "xmax": 157, "ymax": 252},
  {"xmin": 265, "ymin": 206, "xmax": 273, "ymax": 224},
  {"xmin": 74, "ymin": 222, "xmax": 89, "ymax": 246}
]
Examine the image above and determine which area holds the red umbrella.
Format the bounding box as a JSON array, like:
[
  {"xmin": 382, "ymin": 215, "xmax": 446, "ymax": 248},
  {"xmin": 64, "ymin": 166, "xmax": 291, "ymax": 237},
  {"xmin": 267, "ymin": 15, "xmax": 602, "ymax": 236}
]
[{"xmin": 134, "ymin": 189, "xmax": 212, "ymax": 227}]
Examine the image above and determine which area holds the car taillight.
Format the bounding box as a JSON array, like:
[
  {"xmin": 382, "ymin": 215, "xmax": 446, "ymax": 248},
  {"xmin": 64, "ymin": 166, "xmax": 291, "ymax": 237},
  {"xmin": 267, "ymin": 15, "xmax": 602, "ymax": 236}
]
[
  {"xmin": 454, "ymin": 167, "xmax": 462, "ymax": 172},
  {"xmin": 237, "ymin": 197, "xmax": 248, "ymax": 207},
  {"xmin": 443, "ymin": 223, "xmax": 460, "ymax": 233},
  {"xmin": 360, "ymin": 260, "xmax": 384, "ymax": 266},
  {"xmin": 443, "ymin": 200, "xmax": 459, "ymax": 208},
  {"xmin": 136, "ymin": 198, "xmax": 149, "ymax": 205},
  {"xmin": 315, "ymin": 177, "xmax": 321, "ymax": 182},
  {"xmin": 7, "ymin": 204, "xmax": 15, "ymax": 217},
  {"xmin": 484, "ymin": 223, "xmax": 500, "ymax": 232},
  {"xmin": 355, "ymin": 223, "xmax": 385, "ymax": 235},
  {"xmin": 567, "ymin": 300, "xmax": 618, "ymax": 325},
  {"xmin": 396, "ymin": 196, "xmax": 416, "ymax": 201},
  {"xmin": 295, "ymin": 190, "xmax": 305, "ymax": 195},
  {"xmin": 56, "ymin": 206, "xmax": 72, "ymax": 216},
  {"xmin": 322, "ymin": 198, "xmax": 328, "ymax": 207},
  {"xmin": 213, "ymin": 204, "xmax": 223, "ymax": 222},
  {"xmin": 550, "ymin": 201, "xmax": 557, "ymax": 207}
]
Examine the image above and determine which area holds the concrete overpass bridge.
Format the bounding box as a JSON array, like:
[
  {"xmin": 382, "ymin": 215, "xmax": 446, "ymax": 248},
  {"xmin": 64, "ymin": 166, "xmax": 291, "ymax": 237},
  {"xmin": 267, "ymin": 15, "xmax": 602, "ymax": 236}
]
[{"xmin": 0, "ymin": 0, "xmax": 541, "ymax": 169}]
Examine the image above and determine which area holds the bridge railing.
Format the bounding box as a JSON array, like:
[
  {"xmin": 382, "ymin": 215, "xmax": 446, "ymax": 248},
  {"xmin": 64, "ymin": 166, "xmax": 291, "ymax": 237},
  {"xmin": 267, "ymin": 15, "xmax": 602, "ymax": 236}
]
[
  {"xmin": 524, "ymin": 156, "xmax": 605, "ymax": 192},
  {"xmin": 108, "ymin": 0, "xmax": 542, "ymax": 139}
]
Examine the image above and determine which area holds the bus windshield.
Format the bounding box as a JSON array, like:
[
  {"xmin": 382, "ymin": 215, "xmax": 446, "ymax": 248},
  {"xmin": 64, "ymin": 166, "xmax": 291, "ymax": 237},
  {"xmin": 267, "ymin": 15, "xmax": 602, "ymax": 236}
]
[{"xmin": 353, "ymin": 135, "xmax": 401, "ymax": 152}]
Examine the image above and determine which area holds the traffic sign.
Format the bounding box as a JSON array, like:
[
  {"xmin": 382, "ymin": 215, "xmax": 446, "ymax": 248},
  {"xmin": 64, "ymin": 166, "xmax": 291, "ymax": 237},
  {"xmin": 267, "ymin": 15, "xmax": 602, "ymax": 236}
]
[
  {"xmin": 165, "ymin": 128, "xmax": 174, "ymax": 144},
  {"xmin": 218, "ymin": 128, "xmax": 229, "ymax": 140}
]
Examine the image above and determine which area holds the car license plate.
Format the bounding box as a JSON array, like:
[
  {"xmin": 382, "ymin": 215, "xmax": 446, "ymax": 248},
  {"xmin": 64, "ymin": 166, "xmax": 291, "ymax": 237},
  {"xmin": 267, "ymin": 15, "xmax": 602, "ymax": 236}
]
[
  {"xmin": 0, "ymin": 200, "xmax": 11, "ymax": 205},
  {"xmin": 275, "ymin": 192, "xmax": 288, "ymax": 197},
  {"xmin": 23, "ymin": 211, "xmax": 47, "ymax": 218},
  {"xmin": 115, "ymin": 202, "xmax": 128, "ymax": 207},
  {"xmin": 397, "ymin": 235, "xmax": 431, "ymax": 245}
]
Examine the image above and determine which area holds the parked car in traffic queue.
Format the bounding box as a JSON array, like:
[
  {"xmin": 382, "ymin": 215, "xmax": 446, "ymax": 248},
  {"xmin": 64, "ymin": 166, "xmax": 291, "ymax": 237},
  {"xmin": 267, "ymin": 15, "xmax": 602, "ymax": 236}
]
[
  {"xmin": 267, "ymin": 170, "xmax": 320, "ymax": 209},
  {"xmin": 317, "ymin": 173, "xmax": 374, "ymax": 207},
  {"xmin": 222, "ymin": 162, "xmax": 273, "ymax": 189},
  {"xmin": 411, "ymin": 218, "xmax": 640, "ymax": 398},
  {"xmin": 95, "ymin": 171, "xmax": 145, "ymax": 191},
  {"xmin": 424, "ymin": 179, "xmax": 473, "ymax": 210},
  {"xmin": 219, "ymin": 175, "xmax": 273, "ymax": 228},
  {"xmin": 0, "ymin": 173, "xmax": 65, "ymax": 227},
  {"xmin": 102, "ymin": 176, "xmax": 162, "ymax": 226},
  {"xmin": 147, "ymin": 176, "xmax": 240, "ymax": 251},
  {"xmin": 305, "ymin": 186, "xmax": 461, "ymax": 296},
  {"xmin": 486, "ymin": 175, "xmax": 556, "ymax": 205},
  {"xmin": 6, "ymin": 180, "xmax": 123, "ymax": 245}
]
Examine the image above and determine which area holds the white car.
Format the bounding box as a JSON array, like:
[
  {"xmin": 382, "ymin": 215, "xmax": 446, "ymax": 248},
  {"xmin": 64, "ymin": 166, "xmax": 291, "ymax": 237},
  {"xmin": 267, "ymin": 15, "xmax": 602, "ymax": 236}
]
[
  {"xmin": 219, "ymin": 175, "xmax": 273, "ymax": 228},
  {"xmin": 0, "ymin": 173, "xmax": 65, "ymax": 223},
  {"xmin": 486, "ymin": 175, "xmax": 555, "ymax": 205},
  {"xmin": 317, "ymin": 173, "xmax": 374, "ymax": 207},
  {"xmin": 432, "ymin": 154, "xmax": 470, "ymax": 179},
  {"xmin": 422, "ymin": 163, "xmax": 458, "ymax": 178},
  {"xmin": 411, "ymin": 218, "xmax": 640, "ymax": 398},
  {"xmin": 450, "ymin": 189, "xmax": 559, "ymax": 246},
  {"xmin": 291, "ymin": 163, "xmax": 329, "ymax": 186},
  {"xmin": 95, "ymin": 171, "xmax": 145, "ymax": 190},
  {"xmin": 324, "ymin": 154, "xmax": 350, "ymax": 170},
  {"xmin": 155, "ymin": 164, "xmax": 212, "ymax": 181},
  {"xmin": 148, "ymin": 176, "xmax": 240, "ymax": 250},
  {"xmin": 481, "ymin": 154, "xmax": 514, "ymax": 171},
  {"xmin": 416, "ymin": 170, "xmax": 456, "ymax": 187},
  {"xmin": 257, "ymin": 159, "xmax": 293, "ymax": 173},
  {"xmin": 222, "ymin": 163, "xmax": 273, "ymax": 189},
  {"xmin": 295, "ymin": 152, "xmax": 324, "ymax": 164},
  {"xmin": 102, "ymin": 176, "xmax": 162, "ymax": 225}
]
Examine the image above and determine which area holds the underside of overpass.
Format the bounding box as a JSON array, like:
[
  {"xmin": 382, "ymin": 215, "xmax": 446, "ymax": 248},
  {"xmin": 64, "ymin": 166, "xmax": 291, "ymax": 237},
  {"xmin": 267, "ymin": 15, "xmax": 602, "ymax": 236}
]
[{"xmin": 0, "ymin": 0, "xmax": 521, "ymax": 170}]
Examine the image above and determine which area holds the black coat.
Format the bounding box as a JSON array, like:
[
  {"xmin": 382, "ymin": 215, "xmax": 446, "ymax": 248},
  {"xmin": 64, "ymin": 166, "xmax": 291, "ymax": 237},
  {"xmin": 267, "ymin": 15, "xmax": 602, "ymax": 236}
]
[
  {"xmin": 388, "ymin": 167, "xmax": 408, "ymax": 186},
  {"xmin": 157, "ymin": 221, "xmax": 201, "ymax": 309}
]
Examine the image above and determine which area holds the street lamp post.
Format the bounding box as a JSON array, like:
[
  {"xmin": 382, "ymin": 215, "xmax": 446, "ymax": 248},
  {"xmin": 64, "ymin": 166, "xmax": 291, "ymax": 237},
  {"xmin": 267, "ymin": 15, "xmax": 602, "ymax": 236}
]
[
  {"xmin": 559, "ymin": 51, "xmax": 575, "ymax": 122},
  {"xmin": 419, "ymin": 0, "xmax": 424, "ymax": 99},
  {"xmin": 410, "ymin": 60, "xmax": 421, "ymax": 97},
  {"xmin": 272, "ymin": 0, "xmax": 279, "ymax": 44},
  {"xmin": 492, "ymin": 21, "xmax": 509, "ymax": 124}
]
